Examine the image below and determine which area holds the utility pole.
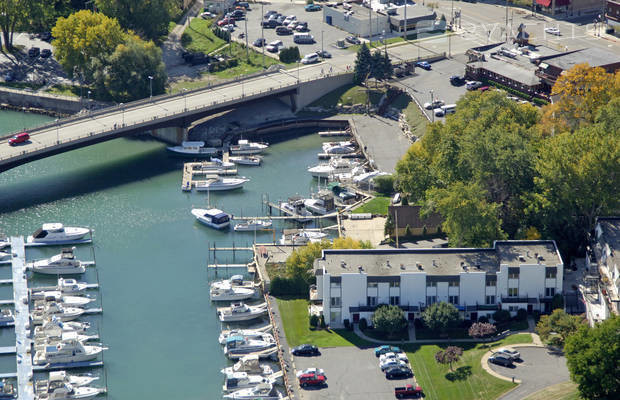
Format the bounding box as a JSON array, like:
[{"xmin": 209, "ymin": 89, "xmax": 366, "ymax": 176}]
[
  {"xmin": 244, "ymin": 14, "xmax": 249, "ymax": 58},
  {"xmin": 505, "ymin": 0, "xmax": 509, "ymax": 42},
  {"xmin": 429, "ymin": 90, "xmax": 434, "ymax": 122},
  {"xmin": 261, "ymin": 3, "xmax": 265, "ymax": 67},
  {"xmin": 404, "ymin": 0, "xmax": 407, "ymax": 40}
]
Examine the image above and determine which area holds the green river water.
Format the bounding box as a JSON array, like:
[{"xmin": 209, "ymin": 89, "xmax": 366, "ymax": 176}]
[{"xmin": 0, "ymin": 110, "xmax": 329, "ymax": 399}]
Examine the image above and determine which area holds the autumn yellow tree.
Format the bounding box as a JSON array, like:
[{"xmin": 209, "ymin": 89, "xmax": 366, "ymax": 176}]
[
  {"xmin": 52, "ymin": 10, "xmax": 126, "ymax": 80},
  {"xmin": 540, "ymin": 64, "xmax": 620, "ymax": 134}
]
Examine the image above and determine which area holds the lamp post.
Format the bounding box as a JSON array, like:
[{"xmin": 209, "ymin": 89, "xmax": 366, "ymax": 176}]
[
  {"xmin": 429, "ymin": 90, "xmax": 434, "ymax": 122},
  {"xmin": 87, "ymin": 90, "xmax": 91, "ymax": 112},
  {"xmin": 383, "ymin": 29, "xmax": 387, "ymax": 57},
  {"xmin": 182, "ymin": 89, "xmax": 188, "ymax": 111},
  {"xmin": 55, "ymin": 119, "xmax": 59, "ymax": 144},
  {"xmin": 148, "ymin": 75, "xmax": 153, "ymax": 100},
  {"xmin": 120, "ymin": 103, "xmax": 124, "ymax": 126}
]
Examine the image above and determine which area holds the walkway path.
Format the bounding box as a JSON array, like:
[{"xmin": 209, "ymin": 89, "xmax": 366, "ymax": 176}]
[{"xmin": 163, "ymin": 0, "xmax": 204, "ymax": 79}]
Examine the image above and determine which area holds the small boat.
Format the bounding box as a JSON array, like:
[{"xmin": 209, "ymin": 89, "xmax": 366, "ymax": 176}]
[
  {"xmin": 45, "ymin": 371, "xmax": 99, "ymax": 388},
  {"xmin": 303, "ymin": 190, "xmax": 337, "ymax": 215},
  {"xmin": 229, "ymin": 155, "xmax": 262, "ymax": 166},
  {"xmin": 211, "ymin": 275, "xmax": 255, "ymax": 290},
  {"xmin": 0, "ymin": 310, "xmax": 14, "ymax": 327},
  {"xmin": 34, "ymin": 318, "xmax": 90, "ymax": 340},
  {"xmin": 32, "ymin": 278, "xmax": 92, "ymax": 296},
  {"xmin": 308, "ymin": 158, "xmax": 359, "ymax": 178},
  {"xmin": 33, "ymin": 336, "xmax": 105, "ymax": 365},
  {"xmin": 191, "ymin": 208, "xmax": 231, "ymax": 230},
  {"xmin": 230, "ymin": 140, "xmax": 269, "ymax": 156},
  {"xmin": 194, "ymin": 175, "xmax": 249, "ymax": 191},
  {"xmin": 0, "ymin": 237, "xmax": 9, "ymax": 250},
  {"xmin": 210, "ymin": 284, "xmax": 257, "ymax": 302},
  {"xmin": 221, "ymin": 355, "xmax": 275, "ymax": 376},
  {"xmin": 193, "ymin": 158, "xmax": 237, "ymax": 174},
  {"xmin": 234, "ymin": 220, "xmax": 272, "ymax": 232},
  {"xmin": 223, "ymin": 382, "xmax": 281, "ymax": 400},
  {"xmin": 224, "ymin": 336, "xmax": 276, "ymax": 358},
  {"xmin": 219, "ymin": 328, "xmax": 273, "ymax": 345},
  {"xmin": 29, "ymin": 248, "xmax": 87, "ymax": 275},
  {"xmin": 34, "ymin": 332, "xmax": 98, "ymax": 352},
  {"xmin": 280, "ymin": 230, "xmax": 328, "ymax": 245},
  {"xmin": 28, "ymin": 224, "xmax": 91, "ymax": 244},
  {"xmin": 0, "ymin": 380, "xmax": 16, "ymax": 399},
  {"xmin": 31, "ymin": 302, "xmax": 84, "ymax": 325},
  {"xmin": 34, "ymin": 372, "xmax": 104, "ymax": 400},
  {"xmin": 166, "ymin": 141, "xmax": 218, "ymax": 157},
  {"xmin": 0, "ymin": 252, "xmax": 10, "ymax": 261},
  {"xmin": 322, "ymin": 141, "xmax": 356, "ymax": 155},
  {"xmin": 33, "ymin": 292, "xmax": 94, "ymax": 307},
  {"xmin": 217, "ymin": 302, "xmax": 268, "ymax": 322},
  {"xmin": 223, "ymin": 371, "xmax": 271, "ymax": 392},
  {"xmin": 279, "ymin": 197, "xmax": 313, "ymax": 223}
]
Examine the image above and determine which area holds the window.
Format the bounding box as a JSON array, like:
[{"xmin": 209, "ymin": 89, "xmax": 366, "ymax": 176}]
[
  {"xmin": 367, "ymin": 282, "xmax": 378, "ymax": 288},
  {"xmin": 486, "ymin": 279, "xmax": 497, "ymax": 287},
  {"xmin": 449, "ymin": 295, "xmax": 459, "ymax": 305},
  {"xmin": 330, "ymin": 297, "xmax": 341, "ymax": 307},
  {"xmin": 390, "ymin": 296, "xmax": 400, "ymax": 306},
  {"xmin": 545, "ymin": 268, "xmax": 557, "ymax": 279},
  {"xmin": 508, "ymin": 268, "xmax": 520, "ymax": 279},
  {"xmin": 449, "ymin": 281, "xmax": 459, "ymax": 287},
  {"xmin": 508, "ymin": 287, "xmax": 519, "ymax": 297},
  {"xmin": 508, "ymin": 306, "xmax": 518, "ymax": 312},
  {"xmin": 545, "ymin": 287, "xmax": 555, "ymax": 297},
  {"xmin": 367, "ymin": 296, "xmax": 377, "ymax": 306},
  {"xmin": 330, "ymin": 280, "xmax": 341, "ymax": 288},
  {"xmin": 427, "ymin": 281, "xmax": 437, "ymax": 288},
  {"xmin": 389, "ymin": 281, "xmax": 400, "ymax": 288},
  {"xmin": 486, "ymin": 295, "xmax": 496, "ymax": 305},
  {"xmin": 426, "ymin": 296, "xmax": 436, "ymax": 305}
]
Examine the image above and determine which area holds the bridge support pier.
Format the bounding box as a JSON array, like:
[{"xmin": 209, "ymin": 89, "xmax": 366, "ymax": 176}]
[
  {"xmin": 149, "ymin": 126, "xmax": 188, "ymax": 145},
  {"xmin": 280, "ymin": 93, "xmax": 298, "ymax": 113}
]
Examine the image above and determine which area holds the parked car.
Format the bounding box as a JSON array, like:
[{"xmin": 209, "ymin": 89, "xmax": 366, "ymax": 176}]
[
  {"xmin": 380, "ymin": 358, "xmax": 408, "ymax": 371},
  {"xmin": 424, "ymin": 99, "xmax": 444, "ymax": 110},
  {"xmin": 235, "ymin": 1, "xmax": 250, "ymax": 9},
  {"xmin": 293, "ymin": 33, "xmax": 314, "ymax": 44},
  {"xmin": 261, "ymin": 19, "xmax": 277, "ymax": 28},
  {"xmin": 416, "ymin": 61, "xmax": 431, "ymax": 70},
  {"xmin": 466, "ymin": 80, "xmax": 483, "ymax": 90},
  {"xmin": 200, "ymin": 11, "xmax": 215, "ymax": 19},
  {"xmin": 379, "ymin": 352, "xmax": 408, "ymax": 363},
  {"xmin": 230, "ymin": 9, "xmax": 245, "ymax": 20},
  {"xmin": 385, "ymin": 365, "xmax": 413, "ymax": 379},
  {"xmin": 264, "ymin": 10, "xmax": 277, "ymax": 18},
  {"xmin": 305, "ymin": 4, "xmax": 322, "ymax": 11},
  {"xmin": 489, "ymin": 354, "xmax": 514, "ymax": 367},
  {"xmin": 265, "ymin": 40, "xmax": 283, "ymax": 53},
  {"xmin": 375, "ymin": 345, "xmax": 402, "ymax": 357},
  {"xmin": 283, "ymin": 15, "xmax": 297, "ymax": 25},
  {"xmin": 296, "ymin": 367, "xmax": 325, "ymax": 378},
  {"xmin": 287, "ymin": 21, "xmax": 298, "ymax": 30},
  {"xmin": 28, "ymin": 47, "xmax": 40, "ymax": 58},
  {"xmin": 276, "ymin": 26, "xmax": 292, "ymax": 35},
  {"xmin": 394, "ymin": 384, "xmax": 423, "ymax": 398},
  {"xmin": 299, "ymin": 372, "xmax": 326, "ymax": 388},
  {"xmin": 295, "ymin": 22, "xmax": 308, "ymax": 32},
  {"xmin": 3, "ymin": 71, "xmax": 14, "ymax": 82},
  {"xmin": 450, "ymin": 75, "xmax": 465, "ymax": 85},
  {"xmin": 544, "ymin": 27, "xmax": 561, "ymax": 35},
  {"xmin": 8, "ymin": 132, "xmax": 30, "ymax": 146},
  {"xmin": 345, "ymin": 36, "xmax": 361, "ymax": 45},
  {"xmin": 316, "ymin": 50, "xmax": 331, "ymax": 58},
  {"xmin": 222, "ymin": 24, "xmax": 235, "ymax": 32},
  {"xmin": 292, "ymin": 344, "xmax": 320, "ymax": 356},
  {"xmin": 495, "ymin": 348, "xmax": 521, "ymax": 360},
  {"xmin": 253, "ymin": 38, "xmax": 266, "ymax": 47},
  {"xmin": 301, "ymin": 53, "xmax": 319, "ymax": 64},
  {"xmin": 40, "ymin": 49, "xmax": 52, "ymax": 59},
  {"xmin": 478, "ymin": 85, "xmax": 490, "ymax": 92},
  {"xmin": 217, "ymin": 18, "xmax": 233, "ymax": 27},
  {"xmin": 434, "ymin": 104, "xmax": 456, "ymax": 117}
]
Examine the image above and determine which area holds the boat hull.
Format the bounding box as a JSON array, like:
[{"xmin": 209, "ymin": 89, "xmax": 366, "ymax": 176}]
[
  {"xmin": 29, "ymin": 227, "xmax": 91, "ymax": 244},
  {"xmin": 195, "ymin": 181, "xmax": 247, "ymax": 191},
  {"xmin": 31, "ymin": 266, "xmax": 86, "ymax": 275}
]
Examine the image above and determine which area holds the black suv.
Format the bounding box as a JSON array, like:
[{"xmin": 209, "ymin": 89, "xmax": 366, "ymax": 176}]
[
  {"xmin": 450, "ymin": 75, "xmax": 465, "ymax": 86},
  {"xmin": 292, "ymin": 344, "xmax": 320, "ymax": 356},
  {"xmin": 385, "ymin": 365, "xmax": 413, "ymax": 379},
  {"xmin": 489, "ymin": 355, "xmax": 514, "ymax": 367},
  {"xmin": 40, "ymin": 49, "xmax": 52, "ymax": 58},
  {"xmin": 28, "ymin": 47, "xmax": 40, "ymax": 58}
]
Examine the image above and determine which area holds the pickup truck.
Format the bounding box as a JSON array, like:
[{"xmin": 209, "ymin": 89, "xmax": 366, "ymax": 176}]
[{"xmin": 394, "ymin": 384, "xmax": 423, "ymax": 398}]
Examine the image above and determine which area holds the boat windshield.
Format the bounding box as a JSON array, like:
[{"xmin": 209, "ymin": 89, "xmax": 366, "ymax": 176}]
[
  {"xmin": 33, "ymin": 229, "xmax": 48, "ymax": 239},
  {"xmin": 213, "ymin": 213, "xmax": 230, "ymax": 224}
]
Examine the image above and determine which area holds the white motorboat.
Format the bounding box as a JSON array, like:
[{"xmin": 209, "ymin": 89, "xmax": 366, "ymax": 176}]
[
  {"xmin": 280, "ymin": 230, "xmax": 328, "ymax": 245},
  {"xmin": 308, "ymin": 158, "xmax": 359, "ymax": 178},
  {"xmin": 211, "ymin": 275, "xmax": 255, "ymax": 290},
  {"xmin": 223, "ymin": 371, "xmax": 271, "ymax": 393},
  {"xmin": 34, "ymin": 332, "xmax": 98, "ymax": 352},
  {"xmin": 303, "ymin": 190, "xmax": 337, "ymax": 215},
  {"xmin": 279, "ymin": 197, "xmax": 313, "ymax": 223},
  {"xmin": 230, "ymin": 140, "xmax": 269, "ymax": 155},
  {"xmin": 210, "ymin": 284, "xmax": 257, "ymax": 301},
  {"xmin": 234, "ymin": 219, "xmax": 272, "ymax": 232},
  {"xmin": 166, "ymin": 141, "xmax": 218, "ymax": 157},
  {"xmin": 229, "ymin": 155, "xmax": 262, "ymax": 166},
  {"xmin": 33, "ymin": 336, "xmax": 105, "ymax": 365},
  {"xmin": 193, "ymin": 158, "xmax": 237, "ymax": 173},
  {"xmin": 219, "ymin": 328, "xmax": 273, "ymax": 345},
  {"xmin": 0, "ymin": 309, "xmax": 14, "ymax": 327},
  {"xmin": 191, "ymin": 208, "xmax": 231, "ymax": 229},
  {"xmin": 223, "ymin": 383, "xmax": 281, "ymax": 400},
  {"xmin": 28, "ymin": 223, "xmax": 91, "ymax": 244},
  {"xmin": 322, "ymin": 141, "xmax": 356, "ymax": 155},
  {"xmin": 34, "ymin": 373, "xmax": 105, "ymax": 400},
  {"xmin": 224, "ymin": 336, "xmax": 276, "ymax": 358},
  {"xmin": 0, "ymin": 251, "xmax": 10, "ymax": 261},
  {"xmin": 221, "ymin": 355, "xmax": 275, "ymax": 377},
  {"xmin": 217, "ymin": 302, "xmax": 268, "ymax": 322},
  {"xmin": 353, "ymin": 171, "xmax": 390, "ymax": 185},
  {"xmin": 34, "ymin": 319, "xmax": 90, "ymax": 340},
  {"xmin": 33, "ymin": 292, "xmax": 94, "ymax": 307},
  {"xmin": 0, "ymin": 237, "xmax": 9, "ymax": 250},
  {"xmin": 194, "ymin": 175, "xmax": 249, "ymax": 191},
  {"xmin": 45, "ymin": 371, "xmax": 99, "ymax": 388},
  {"xmin": 32, "ymin": 278, "xmax": 91, "ymax": 296},
  {"xmin": 29, "ymin": 248, "xmax": 87, "ymax": 275},
  {"xmin": 31, "ymin": 303, "xmax": 84, "ymax": 325}
]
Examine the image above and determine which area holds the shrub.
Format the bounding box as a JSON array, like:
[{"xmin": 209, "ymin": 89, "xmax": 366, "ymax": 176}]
[
  {"xmin": 309, "ymin": 314, "xmax": 319, "ymax": 328},
  {"xmin": 402, "ymin": 197, "xmax": 409, "ymax": 206},
  {"xmin": 492, "ymin": 309, "xmax": 511, "ymax": 324},
  {"xmin": 552, "ymin": 293, "xmax": 564, "ymax": 310},
  {"xmin": 516, "ymin": 308, "xmax": 528, "ymax": 321},
  {"xmin": 279, "ymin": 46, "xmax": 300, "ymax": 63},
  {"xmin": 405, "ymin": 224, "xmax": 412, "ymax": 237},
  {"xmin": 319, "ymin": 314, "xmax": 326, "ymax": 328},
  {"xmin": 414, "ymin": 318, "xmax": 424, "ymax": 329},
  {"xmin": 373, "ymin": 175, "xmax": 395, "ymax": 195},
  {"xmin": 343, "ymin": 319, "xmax": 350, "ymax": 330},
  {"xmin": 468, "ymin": 322, "xmax": 497, "ymax": 339},
  {"xmin": 533, "ymin": 310, "xmax": 541, "ymax": 322},
  {"xmin": 269, "ymin": 276, "xmax": 309, "ymax": 296},
  {"xmin": 422, "ymin": 302, "xmax": 460, "ymax": 333},
  {"xmin": 372, "ymin": 304, "xmax": 408, "ymax": 339},
  {"xmin": 478, "ymin": 315, "xmax": 489, "ymax": 324},
  {"xmin": 359, "ymin": 318, "xmax": 368, "ymax": 330}
]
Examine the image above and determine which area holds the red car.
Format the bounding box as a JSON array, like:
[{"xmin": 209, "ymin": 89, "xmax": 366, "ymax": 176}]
[
  {"xmin": 478, "ymin": 86, "xmax": 490, "ymax": 92},
  {"xmin": 299, "ymin": 372, "xmax": 326, "ymax": 388},
  {"xmin": 395, "ymin": 384, "xmax": 423, "ymax": 398},
  {"xmin": 8, "ymin": 132, "xmax": 30, "ymax": 146},
  {"xmin": 217, "ymin": 18, "xmax": 233, "ymax": 26}
]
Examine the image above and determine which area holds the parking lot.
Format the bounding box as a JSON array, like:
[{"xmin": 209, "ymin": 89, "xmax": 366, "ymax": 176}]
[{"xmin": 293, "ymin": 347, "xmax": 417, "ymax": 400}]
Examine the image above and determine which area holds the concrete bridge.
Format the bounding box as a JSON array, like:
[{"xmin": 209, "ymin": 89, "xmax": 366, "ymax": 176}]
[{"xmin": 0, "ymin": 64, "xmax": 352, "ymax": 173}]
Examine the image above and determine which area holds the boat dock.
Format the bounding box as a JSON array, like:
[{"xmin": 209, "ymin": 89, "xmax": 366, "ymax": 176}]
[
  {"xmin": 11, "ymin": 236, "xmax": 35, "ymax": 400},
  {"xmin": 32, "ymin": 360, "xmax": 104, "ymax": 371},
  {"xmin": 0, "ymin": 346, "xmax": 16, "ymax": 354},
  {"xmin": 181, "ymin": 161, "xmax": 238, "ymax": 192},
  {"xmin": 31, "ymin": 282, "xmax": 99, "ymax": 292}
]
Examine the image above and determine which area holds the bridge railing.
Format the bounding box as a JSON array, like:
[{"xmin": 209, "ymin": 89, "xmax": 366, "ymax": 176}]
[{"xmin": 0, "ymin": 70, "xmax": 354, "ymax": 164}]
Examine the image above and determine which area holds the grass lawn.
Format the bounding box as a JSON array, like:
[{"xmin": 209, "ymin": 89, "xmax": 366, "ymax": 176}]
[
  {"xmin": 212, "ymin": 43, "xmax": 286, "ymax": 79},
  {"xmin": 46, "ymin": 84, "xmax": 81, "ymax": 97},
  {"xmin": 352, "ymin": 196, "xmax": 391, "ymax": 215},
  {"xmin": 405, "ymin": 334, "xmax": 533, "ymax": 400},
  {"xmin": 391, "ymin": 93, "xmax": 428, "ymax": 137},
  {"xmin": 308, "ymin": 84, "xmax": 386, "ymax": 108},
  {"xmin": 277, "ymin": 298, "xmax": 373, "ymax": 347},
  {"xmin": 181, "ymin": 18, "xmax": 227, "ymax": 54},
  {"xmin": 522, "ymin": 381, "xmax": 580, "ymax": 400}
]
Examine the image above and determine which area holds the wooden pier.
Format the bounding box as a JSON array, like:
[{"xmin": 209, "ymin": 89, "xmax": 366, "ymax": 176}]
[{"xmin": 181, "ymin": 160, "xmax": 238, "ymax": 192}]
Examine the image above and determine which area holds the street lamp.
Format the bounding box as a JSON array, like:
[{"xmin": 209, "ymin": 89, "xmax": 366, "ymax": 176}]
[
  {"xmin": 119, "ymin": 102, "xmax": 124, "ymax": 126},
  {"xmin": 182, "ymin": 89, "xmax": 188, "ymax": 111},
  {"xmin": 87, "ymin": 90, "xmax": 91, "ymax": 112},
  {"xmin": 148, "ymin": 75, "xmax": 153, "ymax": 100},
  {"xmin": 55, "ymin": 119, "xmax": 59, "ymax": 144},
  {"xmin": 429, "ymin": 90, "xmax": 434, "ymax": 122}
]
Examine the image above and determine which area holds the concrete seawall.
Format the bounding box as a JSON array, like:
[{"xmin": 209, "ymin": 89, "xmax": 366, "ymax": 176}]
[{"xmin": 0, "ymin": 87, "xmax": 109, "ymax": 116}]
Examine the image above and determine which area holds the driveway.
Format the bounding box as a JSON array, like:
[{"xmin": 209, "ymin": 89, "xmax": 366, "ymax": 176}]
[
  {"xmin": 294, "ymin": 347, "xmax": 417, "ymax": 400},
  {"xmin": 487, "ymin": 347, "xmax": 571, "ymax": 400}
]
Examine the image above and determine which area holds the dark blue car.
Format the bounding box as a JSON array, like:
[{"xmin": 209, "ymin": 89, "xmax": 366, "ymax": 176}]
[{"xmin": 416, "ymin": 61, "xmax": 431, "ymax": 70}]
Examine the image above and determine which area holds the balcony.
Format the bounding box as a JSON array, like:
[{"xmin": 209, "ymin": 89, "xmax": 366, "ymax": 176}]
[{"xmin": 309, "ymin": 284, "xmax": 320, "ymax": 302}]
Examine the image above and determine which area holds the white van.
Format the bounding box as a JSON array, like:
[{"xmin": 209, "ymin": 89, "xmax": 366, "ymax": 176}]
[
  {"xmin": 434, "ymin": 104, "xmax": 456, "ymax": 117},
  {"xmin": 293, "ymin": 33, "xmax": 315, "ymax": 44}
]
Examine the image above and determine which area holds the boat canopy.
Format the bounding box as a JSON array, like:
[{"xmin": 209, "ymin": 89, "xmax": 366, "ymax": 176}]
[
  {"xmin": 42, "ymin": 223, "xmax": 64, "ymax": 231},
  {"xmin": 182, "ymin": 141, "xmax": 205, "ymax": 147},
  {"xmin": 230, "ymin": 275, "xmax": 244, "ymax": 283}
]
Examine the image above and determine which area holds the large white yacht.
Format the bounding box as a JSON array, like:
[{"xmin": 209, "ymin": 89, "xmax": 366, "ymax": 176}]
[
  {"xmin": 34, "ymin": 323, "xmax": 96, "ymax": 344},
  {"xmin": 193, "ymin": 158, "xmax": 237, "ymax": 173},
  {"xmin": 33, "ymin": 336, "xmax": 105, "ymax": 365},
  {"xmin": 308, "ymin": 158, "xmax": 359, "ymax": 178},
  {"xmin": 34, "ymin": 332, "xmax": 98, "ymax": 353},
  {"xmin": 44, "ymin": 371, "xmax": 99, "ymax": 388},
  {"xmin": 210, "ymin": 284, "xmax": 257, "ymax": 302},
  {"xmin": 233, "ymin": 219, "xmax": 272, "ymax": 232},
  {"xmin": 29, "ymin": 248, "xmax": 87, "ymax": 275},
  {"xmin": 303, "ymin": 191, "xmax": 337, "ymax": 215},
  {"xmin": 191, "ymin": 208, "xmax": 231, "ymax": 230},
  {"xmin": 217, "ymin": 302, "xmax": 268, "ymax": 322},
  {"xmin": 218, "ymin": 327, "xmax": 273, "ymax": 345},
  {"xmin": 0, "ymin": 309, "xmax": 14, "ymax": 327},
  {"xmin": 34, "ymin": 372, "xmax": 105, "ymax": 400},
  {"xmin": 224, "ymin": 336, "xmax": 276, "ymax": 358},
  {"xmin": 33, "ymin": 293, "xmax": 93, "ymax": 307},
  {"xmin": 230, "ymin": 140, "xmax": 269, "ymax": 155},
  {"xmin": 280, "ymin": 230, "xmax": 328, "ymax": 245},
  {"xmin": 31, "ymin": 303, "xmax": 84, "ymax": 324},
  {"xmin": 34, "ymin": 319, "xmax": 90, "ymax": 340},
  {"xmin": 220, "ymin": 355, "xmax": 275, "ymax": 377},
  {"xmin": 0, "ymin": 251, "xmax": 10, "ymax": 262},
  {"xmin": 223, "ymin": 383, "xmax": 281, "ymax": 400},
  {"xmin": 28, "ymin": 224, "xmax": 91, "ymax": 244},
  {"xmin": 0, "ymin": 237, "xmax": 9, "ymax": 250},
  {"xmin": 322, "ymin": 141, "xmax": 356, "ymax": 155},
  {"xmin": 194, "ymin": 176, "xmax": 249, "ymax": 191},
  {"xmin": 210, "ymin": 275, "xmax": 255, "ymax": 290},
  {"xmin": 32, "ymin": 278, "xmax": 91, "ymax": 296},
  {"xmin": 166, "ymin": 141, "xmax": 218, "ymax": 157},
  {"xmin": 223, "ymin": 371, "xmax": 271, "ymax": 393}
]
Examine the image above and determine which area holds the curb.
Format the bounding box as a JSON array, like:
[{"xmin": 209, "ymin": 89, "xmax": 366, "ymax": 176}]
[{"xmin": 480, "ymin": 339, "xmax": 545, "ymax": 384}]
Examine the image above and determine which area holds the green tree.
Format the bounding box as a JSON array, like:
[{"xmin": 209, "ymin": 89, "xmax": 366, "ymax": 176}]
[
  {"xmin": 372, "ymin": 305, "xmax": 408, "ymax": 339},
  {"xmin": 0, "ymin": 0, "xmax": 43, "ymax": 51},
  {"xmin": 52, "ymin": 10, "xmax": 125, "ymax": 79},
  {"xmin": 92, "ymin": 34, "xmax": 167, "ymax": 102},
  {"xmin": 422, "ymin": 302, "xmax": 460, "ymax": 334},
  {"xmin": 536, "ymin": 309, "xmax": 583, "ymax": 347},
  {"xmin": 424, "ymin": 182, "xmax": 507, "ymax": 248},
  {"xmin": 373, "ymin": 174, "xmax": 394, "ymax": 195},
  {"xmin": 435, "ymin": 346, "xmax": 463, "ymax": 371},
  {"xmin": 468, "ymin": 322, "xmax": 496, "ymax": 340},
  {"xmin": 353, "ymin": 42, "xmax": 372, "ymax": 83},
  {"xmin": 395, "ymin": 142, "xmax": 435, "ymax": 203},
  {"xmin": 96, "ymin": 0, "xmax": 180, "ymax": 41},
  {"xmin": 564, "ymin": 316, "xmax": 620, "ymax": 400}
]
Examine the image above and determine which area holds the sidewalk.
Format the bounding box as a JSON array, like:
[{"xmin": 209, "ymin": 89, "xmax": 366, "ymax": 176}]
[{"xmin": 353, "ymin": 324, "xmax": 514, "ymax": 344}]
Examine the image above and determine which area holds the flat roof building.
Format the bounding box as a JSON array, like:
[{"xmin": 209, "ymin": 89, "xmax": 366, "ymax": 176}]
[
  {"xmin": 592, "ymin": 217, "xmax": 620, "ymax": 316},
  {"xmin": 536, "ymin": 47, "xmax": 620, "ymax": 87}
]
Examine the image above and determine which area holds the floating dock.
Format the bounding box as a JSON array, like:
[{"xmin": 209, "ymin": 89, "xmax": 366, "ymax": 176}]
[
  {"xmin": 318, "ymin": 130, "xmax": 350, "ymax": 137},
  {"xmin": 181, "ymin": 161, "xmax": 238, "ymax": 192}
]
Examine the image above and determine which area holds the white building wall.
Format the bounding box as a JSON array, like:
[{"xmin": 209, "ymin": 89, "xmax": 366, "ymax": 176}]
[
  {"xmin": 497, "ymin": 266, "xmax": 509, "ymax": 299},
  {"xmin": 437, "ymin": 282, "xmax": 449, "ymax": 303},
  {"xmin": 323, "ymin": 272, "xmax": 331, "ymax": 325},
  {"xmin": 401, "ymin": 273, "xmax": 426, "ymax": 308},
  {"xmin": 378, "ymin": 282, "xmax": 390, "ymax": 304},
  {"xmin": 316, "ymin": 273, "xmax": 324, "ymax": 299},
  {"xmin": 460, "ymin": 272, "xmax": 486, "ymax": 306},
  {"xmin": 323, "ymin": 7, "xmax": 390, "ymax": 37},
  {"xmin": 340, "ymin": 273, "xmax": 367, "ymax": 324}
]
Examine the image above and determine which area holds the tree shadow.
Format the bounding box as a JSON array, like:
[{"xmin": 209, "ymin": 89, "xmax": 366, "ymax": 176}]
[{"xmin": 445, "ymin": 366, "xmax": 472, "ymax": 381}]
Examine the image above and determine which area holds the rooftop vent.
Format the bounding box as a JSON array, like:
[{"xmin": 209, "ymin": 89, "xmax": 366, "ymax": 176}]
[
  {"xmin": 432, "ymin": 259, "xmax": 437, "ymax": 267},
  {"xmin": 538, "ymin": 255, "xmax": 545, "ymax": 262},
  {"xmin": 518, "ymin": 255, "xmax": 526, "ymax": 262},
  {"xmin": 400, "ymin": 263, "xmax": 405, "ymax": 270},
  {"xmin": 386, "ymin": 260, "xmax": 391, "ymax": 268},
  {"xmin": 341, "ymin": 260, "xmax": 346, "ymax": 268},
  {"xmin": 416, "ymin": 262, "xmax": 423, "ymax": 270},
  {"xmin": 358, "ymin": 265, "xmax": 364, "ymax": 273}
]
